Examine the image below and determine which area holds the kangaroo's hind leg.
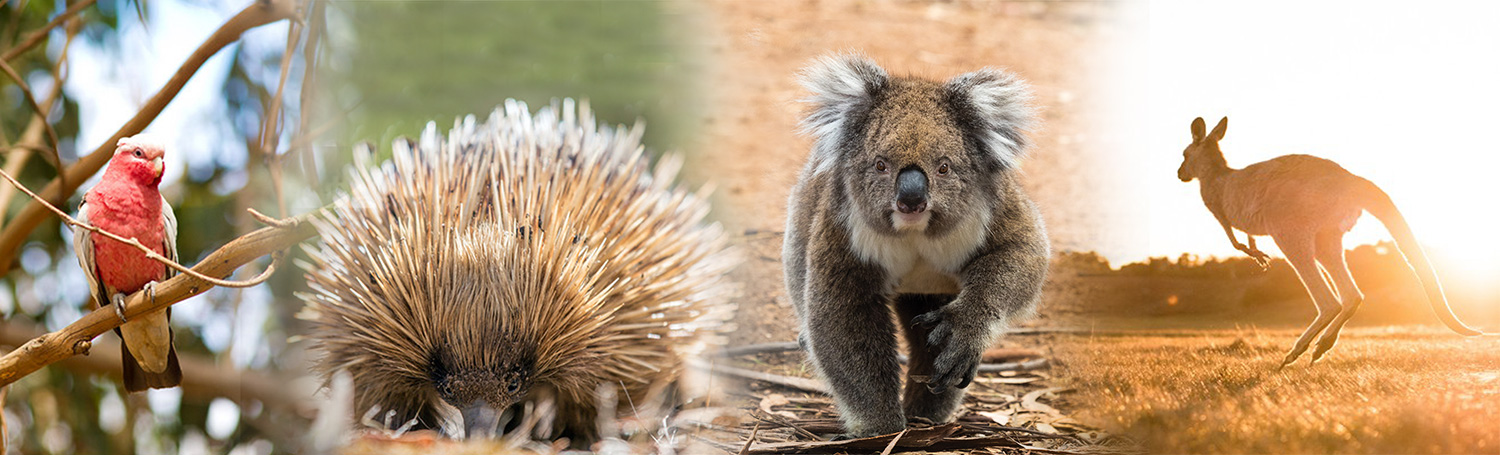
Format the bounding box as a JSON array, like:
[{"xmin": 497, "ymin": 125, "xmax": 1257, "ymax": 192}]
[
  {"xmin": 1311, "ymin": 230, "xmax": 1365, "ymax": 363},
  {"xmin": 1274, "ymin": 233, "xmax": 1346, "ymax": 368}
]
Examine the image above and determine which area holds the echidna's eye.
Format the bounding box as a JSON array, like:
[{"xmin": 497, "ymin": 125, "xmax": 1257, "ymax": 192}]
[{"xmin": 505, "ymin": 377, "xmax": 521, "ymax": 394}]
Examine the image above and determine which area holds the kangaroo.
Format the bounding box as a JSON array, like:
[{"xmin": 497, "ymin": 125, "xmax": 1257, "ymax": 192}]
[{"xmin": 1177, "ymin": 117, "xmax": 1485, "ymax": 367}]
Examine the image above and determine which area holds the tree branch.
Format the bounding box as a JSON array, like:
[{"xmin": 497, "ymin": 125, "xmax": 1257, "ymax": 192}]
[
  {"xmin": 0, "ymin": 319, "xmax": 306, "ymax": 412},
  {"xmin": 0, "ymin": 0, "xmax": 299, "ymax": 271},
  {"xmin": 0, "ymin": 211, "xmax": 317, "ymax": 388},
  {"xmin": 0, "ymin": 166, "xmax": 284, "ymax": 288},
  {"xmin": 0, "ymin": 46, "xmax": 67, "ymax": 221},
  {"xmin": 0, "ymin": 0, "xmax": 97, "ymax": 62},
  {"xmin": 0, "ymin": 53, "xmax": 65, "ymax": 192}
]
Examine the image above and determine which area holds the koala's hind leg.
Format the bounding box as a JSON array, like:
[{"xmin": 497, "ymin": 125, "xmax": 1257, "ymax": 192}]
[
  {"xmin": 803, "ymin": 264, "xmax": 905, "ymax": 438},
  {"xmin": 895, "ymin": 293, "xmax": 967, "ymax": 423}
]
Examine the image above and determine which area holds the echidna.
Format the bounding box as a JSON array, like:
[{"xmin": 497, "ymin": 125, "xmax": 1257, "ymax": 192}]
[{"xmin": 298, "ymin": 100, "xmax": 734, "ymax": 439}]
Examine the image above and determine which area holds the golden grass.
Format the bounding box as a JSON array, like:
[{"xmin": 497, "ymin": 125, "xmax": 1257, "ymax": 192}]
[{"xmin": 1054, "ymin": 327, "xmax": 1500, "ymax": 454}]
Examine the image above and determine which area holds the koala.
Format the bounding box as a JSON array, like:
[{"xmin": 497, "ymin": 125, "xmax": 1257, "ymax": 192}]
[{"xmin": 782, "ymin": 54, "xmax": 1050, "ymax": 438}]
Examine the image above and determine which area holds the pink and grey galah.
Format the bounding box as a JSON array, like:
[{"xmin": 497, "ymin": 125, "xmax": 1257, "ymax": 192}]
[{"xmin": 72, "ymin": 135, "xmax": 182, "ymax": 391}]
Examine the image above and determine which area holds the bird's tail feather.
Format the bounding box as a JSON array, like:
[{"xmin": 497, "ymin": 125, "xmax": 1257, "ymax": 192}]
[{"xmin": 121, "ymin": 343, "xmax": 182, "ymax": 392}]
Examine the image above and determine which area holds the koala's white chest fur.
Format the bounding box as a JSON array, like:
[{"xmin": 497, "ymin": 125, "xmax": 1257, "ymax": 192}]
[{"xmin": 846, "ymin": 211, "xmax": 991, "ymax": 294}]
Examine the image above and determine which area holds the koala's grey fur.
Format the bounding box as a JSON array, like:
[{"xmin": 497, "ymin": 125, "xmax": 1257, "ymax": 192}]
[{"xmin": 783, "ymin": 54, "xmax": 1050, "ymax": 438}]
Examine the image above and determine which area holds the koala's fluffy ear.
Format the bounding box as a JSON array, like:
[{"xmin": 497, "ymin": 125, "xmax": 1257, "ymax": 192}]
[
  {"xmin": 945, "ymin": 68, "xmax": 1035, "ymax": 170},
  {"xmin": 798, "ymin": 54, "xmax": 889, "ymax": 174}
]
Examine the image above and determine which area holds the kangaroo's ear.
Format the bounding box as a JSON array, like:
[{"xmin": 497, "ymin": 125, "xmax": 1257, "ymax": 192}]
[
  {"xmin": 1209, "ymin": 117, "xmax": 1228, "ymax": 141},
  {"xmin": 1190, "ymin": 117, "xmax": 1207, "ymax": 142},
  {"xmin": 798, "ymin": 53, "xmax": 888, "ymax": 174},
  {"xmin": 945, "ymin": 67, "xmax": 1035, "ymax": 169}
]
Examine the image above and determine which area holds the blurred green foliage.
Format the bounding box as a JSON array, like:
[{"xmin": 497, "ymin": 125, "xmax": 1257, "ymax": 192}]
[{"xmin": 318, "ymin": 0, "xmax": 704, "ymax": 170}]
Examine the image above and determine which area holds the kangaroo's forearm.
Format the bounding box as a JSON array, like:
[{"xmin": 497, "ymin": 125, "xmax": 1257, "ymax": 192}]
[{"xmin": 1216, "ymin": 216, "xmax": 1246, "ymax": 250}]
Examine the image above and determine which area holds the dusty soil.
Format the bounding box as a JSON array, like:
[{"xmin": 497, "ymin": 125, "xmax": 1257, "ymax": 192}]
[{"xmin": 688, "ymin": 0, "xmax": 1128, "ymax": 346}]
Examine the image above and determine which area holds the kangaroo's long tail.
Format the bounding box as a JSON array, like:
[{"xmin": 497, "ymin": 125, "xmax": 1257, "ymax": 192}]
[{"xmin": 1359, "ymin": 179, "xmax": 1484, "ymax": 336}]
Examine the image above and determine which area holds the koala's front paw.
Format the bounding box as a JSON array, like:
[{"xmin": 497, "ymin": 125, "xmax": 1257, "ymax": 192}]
[{"xmin": 911, "ymin": 306, "xmax": 985, "ymax": 392}]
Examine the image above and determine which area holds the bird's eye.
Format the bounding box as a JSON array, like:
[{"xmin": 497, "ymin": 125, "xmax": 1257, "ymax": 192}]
[
  {"xmin": 132, "ymin": 148, "xmax": 143, "ymax": 158},
  {"xmin": 937, "ymin": 163, "xmax": 951, "ymax": 175},
  {"xmin": 875, "ymin": 159, "xmax": 888, "ymax": 173}
]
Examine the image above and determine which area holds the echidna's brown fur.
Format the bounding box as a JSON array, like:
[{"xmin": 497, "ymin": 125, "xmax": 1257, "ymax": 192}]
[{"xmin": 298, "ymin": 100, "xmax": 733, "ymax": 438}]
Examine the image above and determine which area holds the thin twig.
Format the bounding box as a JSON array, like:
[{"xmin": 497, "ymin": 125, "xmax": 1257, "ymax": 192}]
[
  {"xmin": 294, "ymin": 0, "xmax": 325, "ymax": 189},
  {"xmin": 0, "ymin": 0, "xmax": 97, "ymax": 62},
  {"xmin": 0, "ymin": 0, "xmax": 298, "ymax": 271},
  {"xmin": 0, "ymin": 57, "xmax": 64, "ymax": 192},
  {"xmin": 0, "ymin": 166, "xmax": 280, "ymax": 288},
  {"xmin": 259, "ymin": 16, "xmax": 301, "ymax": 218},
  {"xmin": 737, "ymin": 422, "xmax": 760, "ymax": 455},
  {"xmin": 0, "ymin": 211, "xmax": 318, "ymax": 388},
  {"xmin": 752, "ymin": 410, "xmax": 821, "ymax": 441},
  {"xmin": 878, "ymin": 429, "xmax": 906, "ymax": 455}
]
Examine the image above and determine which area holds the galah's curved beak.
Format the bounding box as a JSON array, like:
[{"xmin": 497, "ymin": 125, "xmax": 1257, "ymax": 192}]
[{"xmin": 151, "ymin": 157, "xmax": 165, "ymax": 178}]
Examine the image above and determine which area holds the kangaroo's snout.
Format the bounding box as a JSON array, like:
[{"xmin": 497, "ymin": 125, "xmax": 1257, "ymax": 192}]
[
  {"xmin": 1177, "ymin": 161, "xmax": 1192, "ymax": 182},
  {"xmin": 896, "ymin": 167, "xmax": 928, "ymax": 214}
]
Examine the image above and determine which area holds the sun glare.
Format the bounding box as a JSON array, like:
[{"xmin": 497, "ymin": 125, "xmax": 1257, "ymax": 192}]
[{"xmin": 1090, "ymin": 0, "xmax": 1500, "ymax": 285}]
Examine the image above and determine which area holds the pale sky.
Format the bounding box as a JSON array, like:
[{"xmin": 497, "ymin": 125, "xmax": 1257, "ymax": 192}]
[{"xmin": 1091, "ymin": 0, "xmax": 1500, "ymax": 282}]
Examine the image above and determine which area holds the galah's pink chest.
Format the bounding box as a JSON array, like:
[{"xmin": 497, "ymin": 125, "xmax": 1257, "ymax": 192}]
[{"xmin": 87, "ymin": 184, "xmax": 166, "ymax": 294}]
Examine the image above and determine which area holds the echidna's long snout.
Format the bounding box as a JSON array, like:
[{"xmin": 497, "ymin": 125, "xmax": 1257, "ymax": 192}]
[{"xmin": 461, "ymin": 399, "xmax": 502, "ymax": 439}]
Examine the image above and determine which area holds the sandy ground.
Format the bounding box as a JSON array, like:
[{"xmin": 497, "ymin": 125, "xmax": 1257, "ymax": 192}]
[{"xmin": 687, "ymin": 0, "xmax": 1127, "ymax": 346}]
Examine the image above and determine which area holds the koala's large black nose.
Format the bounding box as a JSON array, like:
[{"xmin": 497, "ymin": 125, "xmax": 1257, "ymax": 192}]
[{"xmin": 896, "ymin": 168, "xmax": 928, "ymax": 214}]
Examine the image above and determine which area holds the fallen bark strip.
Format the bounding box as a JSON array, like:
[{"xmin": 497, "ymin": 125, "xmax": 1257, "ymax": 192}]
[
  {"xmin": 716, "ymin": 341, "xmax": 1048, "ymax": 360},
  {"xmin": 698, "ymin": 357, "xmax": 1049, "ymax": 396},
  {"xmin": 742, "ymin": 423, "xmax": 980, "ymax": 454},
  {"xmin": 0, "ymin": 214, "xmax": 316, "ymax": 388},
  {"xmin": 692, "ymin": 360, "xmax": 828, "ymax": 394},
  {"xmin": 752, "ymin": 416, "xmax": 1069, "ymax": 441},
  {"xmin": 0, "ymin": 319, "xmax": 305, "ymax": 412}
]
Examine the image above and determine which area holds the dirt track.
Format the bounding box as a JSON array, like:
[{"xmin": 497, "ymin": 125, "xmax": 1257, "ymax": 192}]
[{"xmin": 688, "ymin": 0, "xmax": 1125, "ymax": 345}]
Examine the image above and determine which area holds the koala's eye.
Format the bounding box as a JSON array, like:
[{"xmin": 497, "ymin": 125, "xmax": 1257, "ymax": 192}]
[
  {"xmin": 937, "ymin": 163, "xmax": 951, "ymax": 175},
  {"xmin": 874, "ymin": 159, "xmax": 888, "ymax": 173},
  {"xmin": 132, "ymin": 148, "xmax": 143, "ymax": 158}
]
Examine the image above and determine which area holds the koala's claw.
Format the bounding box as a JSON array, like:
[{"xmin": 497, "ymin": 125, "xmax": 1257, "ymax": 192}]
[
  {"xmin": 930, "ymin": 352, "xmax": 981, "ymax": 392},
  {"xmin": 111, "ymin": 293, "xmax": 128, "ymax": 323},
  {"xmin": 911, "ymin": 310, "xmax": 950, "ymax": 346},
  {"xmin": 914, "ymin": 308, "xmax": 982, "ymax": 391}
]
